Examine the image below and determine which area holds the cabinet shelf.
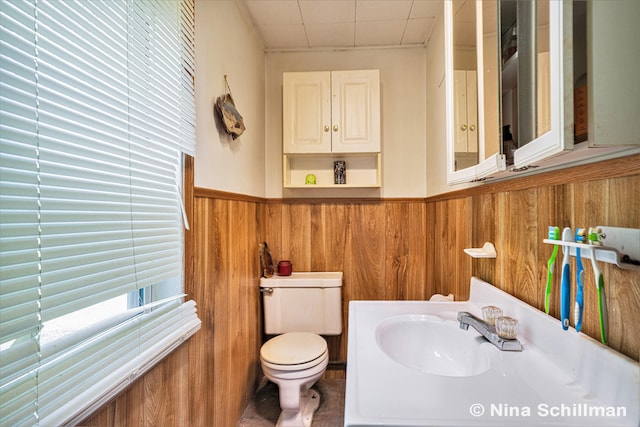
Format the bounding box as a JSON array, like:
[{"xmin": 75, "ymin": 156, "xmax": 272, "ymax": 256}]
[
  {"xmin": 285, "ymin": 183, "xmax": 381, "ymax": 189},
  {"xmin": 283, "ymin": 153, "xmax": 381, "ymax": 189}
]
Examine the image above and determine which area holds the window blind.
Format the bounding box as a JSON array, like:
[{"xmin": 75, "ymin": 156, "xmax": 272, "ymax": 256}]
[{"xmin": 0, "ymin": 0, "xmax": 199, "ymax": 425}]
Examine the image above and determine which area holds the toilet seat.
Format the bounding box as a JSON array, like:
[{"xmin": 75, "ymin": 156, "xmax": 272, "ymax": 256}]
[{"xmin": 260, "ymin": 332, "xmax": 327, "ymax": 371}]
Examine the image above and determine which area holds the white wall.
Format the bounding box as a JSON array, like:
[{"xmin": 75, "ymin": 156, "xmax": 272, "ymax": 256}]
[
  {"xmin": 194, "ymin": 0, "xmax": 266, "ymax": 197},
  {"xmin": 264, "ymin": 48, "xmax": 428, "ymax": 199},
  {"xmin": 194, "ymin": 1, "xmax": 461, "ymax": 198}
]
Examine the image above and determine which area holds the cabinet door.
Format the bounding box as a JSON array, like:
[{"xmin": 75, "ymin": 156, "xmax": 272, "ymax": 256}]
[
  {"xmin": 454, "ymin": 70, "xmax": 478, "ymax": 154},
  {"xmin": 446, "ymin": 0, "xmax": 505, "ymax": 184},
  {"xmin": 283, "ymin": 72, "xmax": 331, "ymax": 153},
  {"xmin": 511, "ymin": 0, "xmax": 573, "ymax": 167},
  {"xmin": 330, "ymin": 70, "xmax": 380, "ymax": 153}
]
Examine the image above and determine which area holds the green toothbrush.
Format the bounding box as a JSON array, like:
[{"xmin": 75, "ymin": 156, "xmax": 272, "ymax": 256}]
[{"xmin": 545, "ymin": 226, "xmax": 560, "ymax": 315}]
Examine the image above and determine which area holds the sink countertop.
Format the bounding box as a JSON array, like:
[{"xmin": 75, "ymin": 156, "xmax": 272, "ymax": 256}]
[{"xmin": 344, "ymin": 277, "xmax": 640, "ymax": 426}]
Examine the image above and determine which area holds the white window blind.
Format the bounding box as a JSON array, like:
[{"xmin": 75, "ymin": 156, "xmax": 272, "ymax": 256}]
[{"xmin": 0, "ymin": 0, "xmax": 199, "ymax": 425}]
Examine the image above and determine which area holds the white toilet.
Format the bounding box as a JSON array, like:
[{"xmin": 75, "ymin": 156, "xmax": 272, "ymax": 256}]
[{"xmin": 259, "ymin": 272, "xmax": 343, "ymax": 427}]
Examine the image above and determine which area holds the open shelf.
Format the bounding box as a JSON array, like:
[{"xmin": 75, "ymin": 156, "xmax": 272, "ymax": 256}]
[{"xmin": 283, "ymin": 153, "xmax": 381, "ymax": 189}]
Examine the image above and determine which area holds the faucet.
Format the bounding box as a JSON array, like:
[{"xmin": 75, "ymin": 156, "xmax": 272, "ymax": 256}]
[{"xmin": 457, "ymin": 311, "xmax": 522, "ymax": 351}]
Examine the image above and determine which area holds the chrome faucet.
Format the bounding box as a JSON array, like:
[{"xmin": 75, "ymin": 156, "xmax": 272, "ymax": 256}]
[{"xmin": 457, "ymin": 311, "xmax": 522, "ymax": 351}]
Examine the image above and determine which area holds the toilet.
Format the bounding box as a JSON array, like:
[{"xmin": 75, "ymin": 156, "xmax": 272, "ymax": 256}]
[{"xmin": 259, "ymin": 272, "xmax": 343, "ymax": 427}]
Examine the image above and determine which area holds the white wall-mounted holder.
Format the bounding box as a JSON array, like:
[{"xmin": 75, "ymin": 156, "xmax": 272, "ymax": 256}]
[
  {"xmin": 464, "ymin": 242, "xmax": 497, "ymax": 258},
  {"xmin": 543, "ymin": 226, "xmax": 640, "ymax": 271}
]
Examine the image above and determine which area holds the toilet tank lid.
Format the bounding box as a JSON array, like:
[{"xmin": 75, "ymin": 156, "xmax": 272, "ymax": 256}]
[{"xmin": 260, "ymin": 272, "xmax": 342, "ymax": 288}]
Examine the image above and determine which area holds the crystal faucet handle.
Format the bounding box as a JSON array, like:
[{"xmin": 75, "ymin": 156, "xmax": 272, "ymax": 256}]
[
  {"xmin": 496, "ymin": 316, "xmax": 519, "ymax": 340},
  {"xmin": 481, "ymin": 305, "xmax": 503, "ymax": 326}
]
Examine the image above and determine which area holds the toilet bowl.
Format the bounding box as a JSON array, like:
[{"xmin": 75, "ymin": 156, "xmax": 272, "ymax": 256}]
[{"xmin": 260, "ymin": 332, "xmax": 329, "ymax": 427}]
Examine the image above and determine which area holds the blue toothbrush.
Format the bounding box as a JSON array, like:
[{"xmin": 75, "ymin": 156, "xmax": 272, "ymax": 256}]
[
  {"xmin": 574, "ymin": 228, "xmax": 586, "ymax": 332},
  {"xmin": 560, "ymin": 228, "xmax": 572, "ymax": 330}
]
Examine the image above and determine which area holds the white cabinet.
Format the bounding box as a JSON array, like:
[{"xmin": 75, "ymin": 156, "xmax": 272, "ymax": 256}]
[
  {"xmin": 282, "ymin": 70, "xmax": 381, "ymax": 189},
  {"xmin": 507, "ymin": 0, "xmax": 639, "ymax": 168},
  {"xmin": 453, "ymin": 70, "xmax": 478, "ymax": 154},
  {"xmin": 445, "ymin": 0, "xmax": 638, "ymax": 186},
  {"xmin": 283, "ymin": 70, "xmax": 380, "ymax": 154}
]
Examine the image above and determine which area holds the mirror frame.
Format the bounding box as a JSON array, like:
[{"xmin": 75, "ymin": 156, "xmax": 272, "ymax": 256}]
[
  {"xmin": 512, "ymin": 0, "xmax": 573, "ymax": 168},
  {"xmin": 445, "ymin": 0, "xmax": 505, "ymax": 185}
]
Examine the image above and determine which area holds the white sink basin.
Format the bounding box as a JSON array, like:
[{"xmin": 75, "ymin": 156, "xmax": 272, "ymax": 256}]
[
  {"xmin": 345, "ymin": 277, "xmax": 640, "ymax": 427},
  {"xmin": 375, "ymin": 314, "xmax": 491, "ymax": 377}
]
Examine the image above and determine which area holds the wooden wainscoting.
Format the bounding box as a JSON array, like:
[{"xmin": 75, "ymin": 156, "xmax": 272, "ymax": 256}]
[
  {"xmin": 188, "ymin": 195, "xmax": 263, "ymax": 426},
  {"xmin": 83, "ymin": 155, "xmax": 639, "ymax": 426},
  {"xmin": 83, "ymin": 187, "xmax": 264, "ymax": 426},
  {"xmin": 265, "ymin": 200, "xmax": 430, "ymax": 364},
  {"xmin": 266, "ymin": 167, "xmax": 640, "ymax": 364},
  {"xmin": 495, "ymin": 172, "xmax": 640, "ymax": 359}
]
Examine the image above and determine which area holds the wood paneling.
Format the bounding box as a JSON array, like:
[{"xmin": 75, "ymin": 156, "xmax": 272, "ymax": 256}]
[
  {"xmin": 428, "ymin": 198, "xmax": 472, "ymax": 299},
  {"xmin": 84, "ymin": 194, "xmax": 264, "ymax": 426},
  {"xmin": 85, "ymin": 156, "xmax": 639, "ymax": 427},
  {"xmin": 385, "ymin": 203, "xmax": 427, "ymax": 300},
  {"xmin": 471, "ymin": 193, "xmax": 496, "ymax": 285},
  {"xmin": 267, "ymin": 174, "xmax": 639, "ymax": 363},
  {"xmin": 264, "ymin": 201, "xmax": 428, "ymax": 364},
  {"xmin": 427, "ymin": 174, "xmax": 640, "ymax": 360}
]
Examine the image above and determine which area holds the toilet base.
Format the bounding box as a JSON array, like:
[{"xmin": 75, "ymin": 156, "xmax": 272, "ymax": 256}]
[{"xmin": 276, "ymin": 388, "xmax": 320, "ymax": 427}]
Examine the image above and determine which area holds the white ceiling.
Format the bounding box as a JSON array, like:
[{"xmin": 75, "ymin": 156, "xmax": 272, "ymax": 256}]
[{"xmin": 239, "ymin": 0, "xmax": 442, "ymax": 51}]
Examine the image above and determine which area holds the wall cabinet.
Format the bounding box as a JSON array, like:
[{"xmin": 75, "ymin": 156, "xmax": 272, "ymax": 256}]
[
  {"xmin": 282, "ymin": 70, "xmax": 381, "ymax": 188},
  {"xmin": 445, "ymin": 0, "xmax": 639, "ymax": 186},
  {"xmin": 283, "ymin": 70, "xmax": 380, "ymax": 154}
]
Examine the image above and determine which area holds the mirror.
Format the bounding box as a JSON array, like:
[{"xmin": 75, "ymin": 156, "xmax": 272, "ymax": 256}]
[
  {"xmin": 500, "ymin": 0, "xmax": 551, "ymax": 163},
  {"xmin": 480, "ymin": 1, "xmax": 500, "ymax": 165},
  {"xmin": 446, "ymin": 0, "xmax": 503, "ymax": 183},
  {"xmin": 452, "ymin": 0, "xmax": 478, "ymax": 171}
]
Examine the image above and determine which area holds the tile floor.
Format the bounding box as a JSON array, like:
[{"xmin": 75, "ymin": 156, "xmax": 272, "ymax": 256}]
[{"xmin": 237, "ymin": 378, "xmax": 345, "ymax": 427}]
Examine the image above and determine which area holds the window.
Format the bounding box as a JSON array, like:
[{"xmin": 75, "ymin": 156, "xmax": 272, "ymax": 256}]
[{"xmin": 0, "ymin": 0, "xmax": 199, "ymax": 425}]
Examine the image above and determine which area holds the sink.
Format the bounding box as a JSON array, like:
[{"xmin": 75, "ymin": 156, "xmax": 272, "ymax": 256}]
[
  {"xmin": 345, "ymin": 277, "xmax": 640, "ymax": 426},
  {"xmin": 375, "ymin": 314, "xmax": 491, "ymax": 377}
]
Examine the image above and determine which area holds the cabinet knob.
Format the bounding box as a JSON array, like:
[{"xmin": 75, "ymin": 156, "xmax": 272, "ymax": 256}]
[
  {"xmin": 324, "ymin": 125, "xmax": 330, "ymax": 132},
  {"xmin": 460, "ymin": 124, "xmax": 467, "ymax": 131},
  {"xmin": 333, "ymin": 125, "xmax": 339, "ymax": 132},
  {"xmin": 470, "ymin": 125, "xmax": 476, "ymax": 131}
]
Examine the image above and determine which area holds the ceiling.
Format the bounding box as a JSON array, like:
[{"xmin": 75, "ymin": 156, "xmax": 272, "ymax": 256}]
[{"xmin": 239, "ymin": 0, "xmax": 443, "ymax": 51}]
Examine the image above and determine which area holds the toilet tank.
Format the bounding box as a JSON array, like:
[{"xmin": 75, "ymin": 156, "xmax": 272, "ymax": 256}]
[{"xmin": 260, "ymin": 272, "xmax": 342, "ymax": 335}]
